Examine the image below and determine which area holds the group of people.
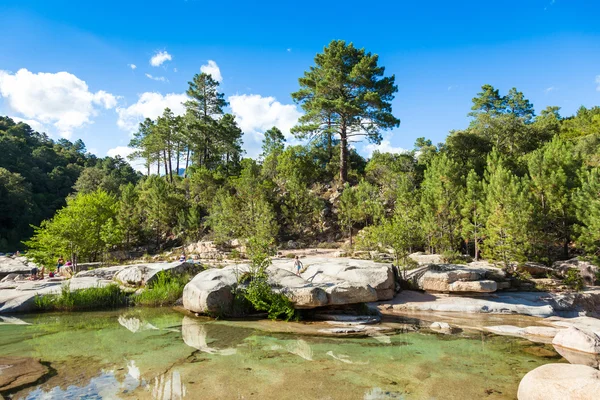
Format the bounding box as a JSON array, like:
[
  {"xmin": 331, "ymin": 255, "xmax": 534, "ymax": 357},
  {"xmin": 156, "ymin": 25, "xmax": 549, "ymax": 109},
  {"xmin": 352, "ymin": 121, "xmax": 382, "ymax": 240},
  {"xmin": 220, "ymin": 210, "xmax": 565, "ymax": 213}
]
[{"xmin": 29, "ymin": 257, "xmax": 74, "ymax": 280}]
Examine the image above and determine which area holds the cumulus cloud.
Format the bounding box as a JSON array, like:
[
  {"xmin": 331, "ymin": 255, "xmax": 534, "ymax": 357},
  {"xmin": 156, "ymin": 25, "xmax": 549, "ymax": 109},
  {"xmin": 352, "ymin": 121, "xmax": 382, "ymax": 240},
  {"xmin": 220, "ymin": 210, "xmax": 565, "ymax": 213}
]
[
  {"xmin": 145, "ymin": 73, "xmax": 168, "ymax": 82},
  {"xmin": 229, "ymin": 94, "xmax": 301, "ymax": 138},
  {"xmin": 228, "ymin": 94, "xmax": 302, "ymax": 158},
  {"xmin": 200, "ymin": 60, "xmax": 222, "ymax": 82},
  {"xmin": 0, "ymin": 68, "xmax": 117, "ymax": 138},
  {"xmin": 150, "ymin": 51, "xmax": 172, "ymax": 67},
  {"xmin": 596, "ymin": 75, "xmax": 600, "ymax": 92},
  {"xmin": 363, "ymin": 137, "xmax": 409, "ymax": 158},
  {"xmin": 107, "ymin": 146, "xmax": 146, "ymax": 173},
  {"xmin": 128, "ymin": 64, "xmax": 137, "ymax": 70},
  {"xmin": 116, "ymin": 92, "xmax": 188, "ymax": 132},
  {"xmin": 10, "ymin": 116, "xmax": 46, "ymax": 133}
]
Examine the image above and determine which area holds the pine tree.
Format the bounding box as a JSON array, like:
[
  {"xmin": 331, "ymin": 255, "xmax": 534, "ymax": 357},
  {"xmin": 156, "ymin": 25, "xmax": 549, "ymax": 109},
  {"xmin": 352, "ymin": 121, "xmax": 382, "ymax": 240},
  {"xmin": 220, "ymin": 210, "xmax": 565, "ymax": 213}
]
[
  {"xmin": 461, "ymin": 170, "xmax": 486, "ymax": 260},
  {"xmin": 482, "ymin": 153, "xmax": 532, "ymax": 267},
  {"xmin": 420, "ymin": 154, "xmax": 464, "ymax": 253},
  {"xmin": 573, "ymin": 168, "xmax": 600, "ymax": 261}
]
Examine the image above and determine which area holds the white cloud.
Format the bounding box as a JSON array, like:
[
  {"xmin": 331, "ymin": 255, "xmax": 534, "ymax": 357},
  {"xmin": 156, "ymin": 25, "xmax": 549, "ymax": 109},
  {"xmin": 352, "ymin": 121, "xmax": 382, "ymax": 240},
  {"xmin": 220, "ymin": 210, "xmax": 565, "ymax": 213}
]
[
  {"xmin": 150, "ymin": 51, "xmax": 172, "ymax": 67},
  {"xmin": 287, "ymin": 48, "xmax": 292, "ymax": 52},
  {"xmin": 10, "ymin": 116, "xmax": 46, "ymax": 133},
  {"xmin": 200, "ymin": 60, "xmax": 222, "ymax": 82},
  {"xmin": 363, "ymin": 137, "xmax": 409, "ymax": 158},
  {"xmin": 544, "ymin": 86, "xmax": 555, "ymax": 94},
  {"xmin": 107, "ymin": 145, "xmax": 136, "ymax": 158},
  {"xmin": 228, "ymin": 94, "xmax": 302, "ymax": 158},
  {"xmin": 128, "ymin": 64, "xmax": 137, "ymax": 70},
  {"xmin": 0, "ymin": 68, "xmax": 117, "ymax": 138},
  {"xmin": 229, "ymin": 94, "xmax": 301, "ymax": 138},
  {"xmin": 173, "ymin": 68, "xmax": 178, "ymax": 73},
  {"xmin": 107, "ymin": 146, "xmax": 146, "ymax": 173},
  {"xmin": 116, "ymin": 92, "xmax": 188, "ymax": 132},
  {"xmin": 596, "ymin": 75, "xmax": 600, "ymax": 92},
  {"xmin": 145, "ymin": 73, "xmax": 168, "ymax": 82}
]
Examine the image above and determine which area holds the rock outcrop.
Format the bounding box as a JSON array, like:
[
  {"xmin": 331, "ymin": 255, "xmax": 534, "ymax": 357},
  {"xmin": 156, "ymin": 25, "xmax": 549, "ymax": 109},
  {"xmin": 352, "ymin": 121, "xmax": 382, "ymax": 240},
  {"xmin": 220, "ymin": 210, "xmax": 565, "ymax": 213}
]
[
  {"xmin": 517, "ymin": 363, "xmax": 600, "ymax": 400},
  {"xmin": 182, "ymin": 257, "xmax": 395, "ymax": 315},
  {"xmin": 411, "ymin": 264, "xmax": 501, "ymax": 293},
  {"xmin": 553, "ymin": 258, "xmax": 599, "ymax": 286},
  {"xmin": 113, "ymin": 262, "xmax": 202, "ymax": 287},
  {"xmin": 0, "ymin": 256, "xmax": 36, "ymax": 279},
  {"xmin": 552, "ymin": 326, "xmax": 600, "ymax": 354}
]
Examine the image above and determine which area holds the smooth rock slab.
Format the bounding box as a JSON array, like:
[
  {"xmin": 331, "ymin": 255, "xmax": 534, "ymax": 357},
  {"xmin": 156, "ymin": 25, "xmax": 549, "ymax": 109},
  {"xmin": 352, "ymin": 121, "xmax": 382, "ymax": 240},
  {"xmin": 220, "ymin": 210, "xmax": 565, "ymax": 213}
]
[
  {"xmin": 517, "ymin": 363, "xmax": 600, "ymax": 400},
  {"xmin": 552, "ymin": 326, "xmax": 600, "ymax": 354},
  {"xmin": 0, "ymin": 357, "xmax": 49, "ymax": 391},
  {"xmin": 113, "ymin": 262, "xmax": 202, "ymax": 287}
]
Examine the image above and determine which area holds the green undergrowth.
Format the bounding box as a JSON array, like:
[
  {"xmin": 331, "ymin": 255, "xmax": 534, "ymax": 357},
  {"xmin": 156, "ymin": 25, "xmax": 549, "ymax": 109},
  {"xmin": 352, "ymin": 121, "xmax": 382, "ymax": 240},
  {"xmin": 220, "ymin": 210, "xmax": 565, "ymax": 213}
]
[
  {"xmin": 133, "ymin": 271, "xmax": 191, "ymax": 307},
  {"xmin": 34, "ymin": 283, "xmax": 128, "ymax": 311}
]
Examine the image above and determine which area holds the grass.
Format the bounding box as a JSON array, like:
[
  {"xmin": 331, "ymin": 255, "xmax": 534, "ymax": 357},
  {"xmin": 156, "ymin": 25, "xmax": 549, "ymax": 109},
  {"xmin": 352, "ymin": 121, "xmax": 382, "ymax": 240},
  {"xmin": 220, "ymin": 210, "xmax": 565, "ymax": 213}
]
[
  {"xmin": 133, "ymin": 271, "xmax": 190, "ymax": 307},
  {"xmin": 34, "ymin": 283, "xmax": 128, "ymax": 311}
]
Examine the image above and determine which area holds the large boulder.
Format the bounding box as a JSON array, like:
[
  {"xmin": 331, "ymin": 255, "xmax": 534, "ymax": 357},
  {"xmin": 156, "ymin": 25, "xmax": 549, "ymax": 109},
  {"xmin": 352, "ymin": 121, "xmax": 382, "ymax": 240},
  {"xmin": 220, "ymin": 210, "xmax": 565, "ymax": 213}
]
[
  {"xmin": 182, "ymin": 257, "xmax": 394, "ymax": 315},
  {"xmin": 0, "ymin": 256, "xmax": 35, "ymax": 279},
  {"xmin": 553, "ymin": 258, "xmax": 599, "ymax": 286},
  {"xmin": 517, "ymin": 363, "xmax": 600, "ymax": 400},
  {"xmin": 552, "ymin": 326, "xmax": 600, "ymax": 354},
  {"xmin": 113, "ymin": 261, "xmax": 202, "ymax": 287},
  {"xmin": 182, "ymin": 266, "xmax": 240, "ymax": 314},
  {"xmin": 419, "ymin": 265, "xmax": 497, "ymax": 293}
]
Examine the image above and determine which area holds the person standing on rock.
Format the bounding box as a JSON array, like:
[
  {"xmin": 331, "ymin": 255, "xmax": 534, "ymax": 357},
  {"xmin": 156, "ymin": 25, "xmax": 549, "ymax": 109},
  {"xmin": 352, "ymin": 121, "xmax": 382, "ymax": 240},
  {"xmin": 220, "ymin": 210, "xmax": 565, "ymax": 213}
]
[{"xmin": 294, "ymin": 256, "xmax": 303, "ymax": 276}]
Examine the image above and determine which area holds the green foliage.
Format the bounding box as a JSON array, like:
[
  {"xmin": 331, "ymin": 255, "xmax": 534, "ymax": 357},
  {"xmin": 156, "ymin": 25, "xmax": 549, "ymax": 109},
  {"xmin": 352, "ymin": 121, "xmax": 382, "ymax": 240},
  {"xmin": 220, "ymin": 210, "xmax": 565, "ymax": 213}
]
[
  {"xmin": 440, "ymin": 250, "xmax": 470, "ymax": 264},
  {"xmin": 482, "ymin": 153, "xmax": 532, "ymax": 268},
  {"xmin": 34, "ymin": 283, "xmax": 127, "ymax": 311},
  {"xmin": 24, "ymin": 189, "xmax": 120, "ymax": 265},
  {"xmin": 563, "ymin": 269, "xmax": 584, "ymax": 292},
  {"xmin": 573, "ymin": 168, "xmax": 600, "ymax": 261},
  {"xmin": 420, "ymin": 154, "xmax": 463, "ymax": 253},
  {"xmin": 291, "ymin": 40, "xmax": 400, "ymax": 182},
  {"xmin": 244, "ymin": 277, "xmax": 296, "ymax": 321},
  {"xmin": 134, "ymin": 271, "xmax": 190, "ymax": 307}
]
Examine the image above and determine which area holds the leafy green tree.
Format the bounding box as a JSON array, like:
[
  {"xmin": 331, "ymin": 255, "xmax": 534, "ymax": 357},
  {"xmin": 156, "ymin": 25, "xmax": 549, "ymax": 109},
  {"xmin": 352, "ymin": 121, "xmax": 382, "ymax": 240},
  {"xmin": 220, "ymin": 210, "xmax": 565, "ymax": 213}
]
[
  {"xmin": 117, "ymin": 183, "xmax": 140, "ymax": 251},
  {"xmin": 338, "ymin": 183, "xmax": 359, "ymax": 246},
  {"xmin": 261, "ymin": 126, "xmax": 286, "ymax": 179},
  {"xmin": 0, "ymin": 168, "xmax": 33, "ymax": 252},
  {"xmin": 573, "ymin": 168, "xmax": 600, "ymax": 261},
  {"xmin": 482, "ymin": 153, "xmax": 532, "ymax": 267},
  {"xmin": 292, "ymin": 40, "xmax": 400, "ymax": 182},
  {"xmin": 24, "ymin": 189, "xmax": 119, "ymax": 266},
  {"xmin": 527, "ymin": 137, "xmax": 580, "ymax": 261},
  {"xmin": 420, "ymin": 154, "xmax": 464, "ymax": 253},
  {"xmin": 461, "ymin": 170, "xmax": 486, "ymax": 260}
]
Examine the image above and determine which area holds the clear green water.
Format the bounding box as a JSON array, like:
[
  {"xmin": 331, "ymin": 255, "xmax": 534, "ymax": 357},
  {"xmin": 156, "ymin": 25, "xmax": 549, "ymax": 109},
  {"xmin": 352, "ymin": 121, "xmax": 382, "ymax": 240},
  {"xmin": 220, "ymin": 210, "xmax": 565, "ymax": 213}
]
[{"xmin": 0, "ymin": 308, "xmax": 564, "ymax": 399}]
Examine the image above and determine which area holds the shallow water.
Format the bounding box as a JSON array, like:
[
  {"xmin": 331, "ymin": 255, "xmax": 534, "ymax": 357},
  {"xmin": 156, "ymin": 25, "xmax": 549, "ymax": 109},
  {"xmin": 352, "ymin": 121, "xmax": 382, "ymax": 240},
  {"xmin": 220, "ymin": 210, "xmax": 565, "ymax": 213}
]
[{"xmin": 0, "ymin": 308, "xmax": 565, "ymax": 399}]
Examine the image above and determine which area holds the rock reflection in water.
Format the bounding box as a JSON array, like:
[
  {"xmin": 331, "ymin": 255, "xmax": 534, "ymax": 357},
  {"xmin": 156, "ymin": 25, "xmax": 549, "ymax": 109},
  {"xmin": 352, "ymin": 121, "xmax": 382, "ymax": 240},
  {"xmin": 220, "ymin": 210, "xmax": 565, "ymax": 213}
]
[
  {"xmin": 152, "ymin": 370, "xmax": 186, "ymax": 400},
  {"xmin": 181, "ymin": 316, "xmax": 237, "ymax": 355},
  {"xmin": 118, "ymin": 315, "xmax": 160, "ymax": 333},
  {"xmin": 286, "ymin": 339, "xmax": 313, "ymax": 360}
]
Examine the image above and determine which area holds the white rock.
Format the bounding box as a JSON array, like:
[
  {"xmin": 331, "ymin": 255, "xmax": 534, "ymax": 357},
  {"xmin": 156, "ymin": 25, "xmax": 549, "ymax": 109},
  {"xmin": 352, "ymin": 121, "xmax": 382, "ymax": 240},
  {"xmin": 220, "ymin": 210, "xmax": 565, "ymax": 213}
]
[
  {"xmin": 182, "ymin": 266, "xmax": 240, "ymax": 314},
  {"xmin": 552, "ymin": 326, "xmax": 600, "ymax": 354},
  {"xmin": 430, "ymin": 322, "xmax": 451, "ymax": 331},
  {"xmin": 517, "ymin": 363, "xmax": 600, "ymax": 400},
  {"xmin": 114, "ymin": 262, "xmax": 201, "ymax": 287}
]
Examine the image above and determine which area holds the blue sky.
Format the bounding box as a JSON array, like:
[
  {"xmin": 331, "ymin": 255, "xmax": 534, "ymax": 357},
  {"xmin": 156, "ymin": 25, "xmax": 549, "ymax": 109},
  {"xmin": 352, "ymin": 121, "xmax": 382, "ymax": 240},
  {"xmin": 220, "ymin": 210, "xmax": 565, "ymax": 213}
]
[{"xmin": 0, "ymin": 0, "xmax": 599, "ymax": 168}]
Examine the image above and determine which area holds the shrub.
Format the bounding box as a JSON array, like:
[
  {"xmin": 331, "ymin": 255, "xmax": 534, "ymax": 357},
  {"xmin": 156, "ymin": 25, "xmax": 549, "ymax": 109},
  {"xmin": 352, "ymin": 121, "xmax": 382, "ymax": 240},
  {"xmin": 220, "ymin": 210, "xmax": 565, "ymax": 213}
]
[
  {"xmin": 441, "ymin": 250, "xmax": 471, "ymax": 264},
  {"xmin": 134, "ymin": 271, "xmax": 190, "ymax": 307},
  {"xmin": 564, "ymin": 268, "xmax": 585, "ymax": 291},
  {"xmin": 34, "ymin": 283, "xmax": 127, "ymax": 311},
  {"xmin": 244, "ymin": 277, "xmax": 296, "ymax": 321}
]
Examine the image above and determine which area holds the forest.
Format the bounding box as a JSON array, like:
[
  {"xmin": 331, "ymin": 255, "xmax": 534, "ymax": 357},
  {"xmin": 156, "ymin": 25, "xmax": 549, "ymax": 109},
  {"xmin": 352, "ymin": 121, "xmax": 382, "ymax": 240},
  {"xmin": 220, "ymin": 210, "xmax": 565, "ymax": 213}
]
[{"xmin": 2, "ymin": 40, "xmax": 600, "ymax": 269}]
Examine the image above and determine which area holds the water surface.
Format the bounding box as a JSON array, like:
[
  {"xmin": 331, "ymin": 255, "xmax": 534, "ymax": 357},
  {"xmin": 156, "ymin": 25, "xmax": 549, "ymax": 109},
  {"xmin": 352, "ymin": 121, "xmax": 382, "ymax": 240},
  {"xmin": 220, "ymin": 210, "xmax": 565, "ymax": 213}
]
[{"xmin": 0, "ymin": 308, "xmax": 564, "ymax": 399}]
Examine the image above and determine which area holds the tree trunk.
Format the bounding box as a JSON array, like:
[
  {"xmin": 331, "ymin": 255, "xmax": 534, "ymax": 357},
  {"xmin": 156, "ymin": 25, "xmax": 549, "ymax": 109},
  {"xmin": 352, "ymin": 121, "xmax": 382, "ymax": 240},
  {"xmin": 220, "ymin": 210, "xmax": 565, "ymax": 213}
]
[
  {"xmin": 176, "ymin": 142, "xmax": 180, "ymax": 176},
  {"xmin": 339, "ymin": 126, "xmax": 348, "ymax": 183},
  {"xmin": 184, "ymin": 147, "xmax": 191, "ymax": 178}
]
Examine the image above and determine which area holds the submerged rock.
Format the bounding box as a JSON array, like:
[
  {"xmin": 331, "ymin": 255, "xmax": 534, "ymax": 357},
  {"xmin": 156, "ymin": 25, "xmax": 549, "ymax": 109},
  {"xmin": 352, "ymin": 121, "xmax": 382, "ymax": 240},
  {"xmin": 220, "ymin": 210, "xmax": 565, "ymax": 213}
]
[
  {"xmin": 0, "ymin": 356, "xmax": 49, "ymax": 392},
  {"xmin": 517, "ymin": 363, "xmax": 600, "ymax": 400}
]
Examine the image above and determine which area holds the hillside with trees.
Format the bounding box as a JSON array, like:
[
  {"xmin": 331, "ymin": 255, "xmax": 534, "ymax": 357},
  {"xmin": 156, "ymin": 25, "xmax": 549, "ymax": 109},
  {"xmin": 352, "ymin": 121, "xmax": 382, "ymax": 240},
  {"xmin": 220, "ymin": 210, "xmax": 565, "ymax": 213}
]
[{"xmin": 5, "ymin": 40, "xmax": 600, "ymax": 269}]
